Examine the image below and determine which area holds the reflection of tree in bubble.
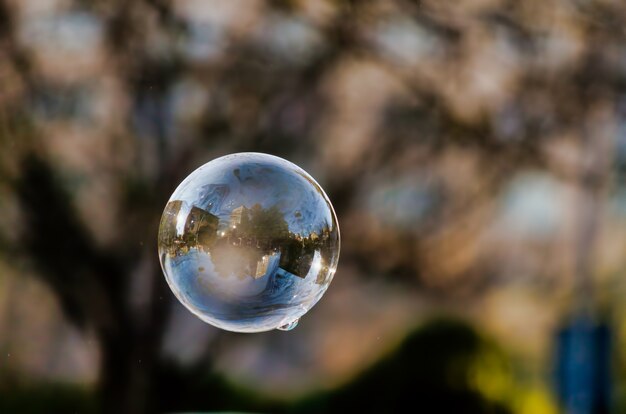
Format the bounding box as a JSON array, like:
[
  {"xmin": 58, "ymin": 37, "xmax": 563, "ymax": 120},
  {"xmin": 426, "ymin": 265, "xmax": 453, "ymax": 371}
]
[{"xmin": 247, "ymin": 204, "xmax": 290, "ymax": 243}]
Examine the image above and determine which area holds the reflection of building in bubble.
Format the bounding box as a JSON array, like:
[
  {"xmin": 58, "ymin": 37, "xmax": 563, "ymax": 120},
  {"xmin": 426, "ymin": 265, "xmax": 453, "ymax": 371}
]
[
  {"xmin": 255, "ymin": 254, "xmax": 271, "ymax": 279},
  {"xmin": 255, "ymin": 253, "xmax": 282, "ymax": 280},
  {"xmin": 230, "ymin": 205, "xmax": 249, "ymax": 227},
  {"xmin": 159, "ymin": 200, "xmax": 184, "ymax": 256},
  {"xmin": 184, "ymin": 206, "xmax": 219, "ymax": 250},
  {"xmin": 158, "ymin": 201, "xmax": 219, "ymax": 257},
  {"xmin": 279, "ymin": 242, "xmax": 310, "ymax": 279}
]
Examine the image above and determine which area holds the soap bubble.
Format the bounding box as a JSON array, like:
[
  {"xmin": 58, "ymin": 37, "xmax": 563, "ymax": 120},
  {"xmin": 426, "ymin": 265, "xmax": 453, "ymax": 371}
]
[{"xmin": 158, "ymin": 153, "xmax": 340, "ymax": 332}]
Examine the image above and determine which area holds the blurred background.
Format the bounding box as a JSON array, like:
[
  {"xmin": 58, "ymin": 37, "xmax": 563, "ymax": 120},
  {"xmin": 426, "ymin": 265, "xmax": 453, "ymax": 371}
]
[{"xmin": 1, "ymin": 0, "xmax": 626, "ymax": 413}]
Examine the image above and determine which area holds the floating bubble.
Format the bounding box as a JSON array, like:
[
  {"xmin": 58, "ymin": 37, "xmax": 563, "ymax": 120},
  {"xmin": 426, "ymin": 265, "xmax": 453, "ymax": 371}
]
[{"xmin": 158, "ymin": 153, "xmax": 340, "ymax": 332}]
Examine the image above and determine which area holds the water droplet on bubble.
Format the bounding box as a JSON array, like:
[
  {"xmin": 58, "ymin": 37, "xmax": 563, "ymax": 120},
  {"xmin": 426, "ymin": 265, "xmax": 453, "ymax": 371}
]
[
  {"xmin": 158, "ymin": 153, "xmax": 340, "ymax": 333},
  {"xmin": 277, "ymin": 318, "xmax": 299, "ymax": 331}
]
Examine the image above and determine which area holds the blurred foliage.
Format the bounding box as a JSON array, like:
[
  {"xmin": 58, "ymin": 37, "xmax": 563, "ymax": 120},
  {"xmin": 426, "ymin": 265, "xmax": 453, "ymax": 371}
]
[
  {"xmin": 0, "ymin": 384, "xmax": 96, "ymax": 414},
  {"xmin": 0, "ymin": 318, "xmax": 532, "ymax": 414},
  {"xmin": 293, "ymin": 318, "xmax": 514, "ymax": 414}
]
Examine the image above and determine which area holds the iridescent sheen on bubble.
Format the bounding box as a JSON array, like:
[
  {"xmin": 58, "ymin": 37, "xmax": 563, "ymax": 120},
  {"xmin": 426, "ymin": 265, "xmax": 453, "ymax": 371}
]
[{"xmin": 158, "ymin": 153, "xmax": 340, "ymax": 332}]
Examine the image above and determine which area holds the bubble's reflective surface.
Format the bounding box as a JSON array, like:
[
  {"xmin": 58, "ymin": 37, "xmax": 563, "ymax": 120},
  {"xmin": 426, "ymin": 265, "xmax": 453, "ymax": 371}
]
[
  {"xmin": 158, "ymin": 153, "xmax": 340, "ymax": 332},
  {"xmin": 277, "ymin": 318, "xmax": 300, "ymax": 331}
]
